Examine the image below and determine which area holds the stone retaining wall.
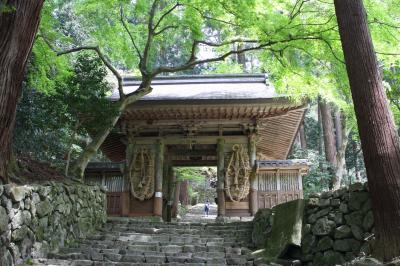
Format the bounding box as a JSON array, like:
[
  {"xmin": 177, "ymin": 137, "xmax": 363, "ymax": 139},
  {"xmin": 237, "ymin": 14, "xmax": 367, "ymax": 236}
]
[
  {"xmin": 0, "ymin": 182, "xmax": 106, "ymax": 265},
  {"xmin": 252, "ymin": 182, "xmax": 375, "ymax": 266},
  {"xmin": 302, "ymin": 182, "xmax": 374, "ymax": 266}
]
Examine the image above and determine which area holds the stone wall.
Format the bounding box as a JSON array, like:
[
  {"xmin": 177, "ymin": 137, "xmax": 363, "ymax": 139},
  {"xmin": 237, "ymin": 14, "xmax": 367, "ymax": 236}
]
[
  {"xmin": 302, "ymin": 182, "xmax": 374, "ymax": 266},
  {"xmin": 0, "ymin": 182, "xmax": 106, "ymax": 266},
  {"xmin": 252, "ymin": 182, "xmax": 375, "ymax": 266}
]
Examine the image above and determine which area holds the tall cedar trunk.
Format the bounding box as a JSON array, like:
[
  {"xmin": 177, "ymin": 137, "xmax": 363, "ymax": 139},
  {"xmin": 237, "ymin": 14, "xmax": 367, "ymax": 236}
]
[
  {"xmin": 179, "ymin": 180, "xmax": 189, "ymax": 206},
  {"xmin": 299, "ymin": 122, "xmax": 307, "ymax": 154},
  {"xmin": 0, "ymin": 0, "xmax": 44, "ymax": 183},
  {"xmin": 317, "ymin": 101, "xmax": 324, "ymax": 170},
  {"xmin": 334, "ymin": 0, "xmax": 400, "ymax": 260},
  {"xmin": 319, "ymin": 100, "xmax": 339, "ymax": 188},
  {"xmin": 334, "ymin": 109, "xmax": 343, "ymax": 150}
]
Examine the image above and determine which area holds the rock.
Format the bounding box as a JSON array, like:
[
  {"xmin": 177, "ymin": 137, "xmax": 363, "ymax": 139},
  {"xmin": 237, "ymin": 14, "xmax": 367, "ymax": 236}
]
[
  {"xmin": 307, "ymin": 197, "xmax": 319, "ymax": 207},
  {"xmin": 334, "ymin": 225, "xmax": 352, "ymax": 239},
  {"xmin": 345, "ymin": 252, "xmax": 356, "ymax": 262},
  {"xmin": 11, "ymin": 225, "xmax": 29, "ymax": 242},
  {"xmin": 301, "ymin": 234, "xmax": 316, "ymax": 254},
  {"xmin": 0, "ymin": 186, "xmax": 3, "ymax": 197},
  {"xmin": 340, "ymin": 203, "xmax": 349, "ymax": 214},
  {"xmin": 11, "ymin": 209, "xmax": 23, "ymax": 229},
  {"xmin": 349, "ymin": 182, "xmax": 365, "ymax": 192},
  {"xmin": 362, "ymin": 211, "xmax": 374, "ymax": 231},
  {"xmin": 307, "ymin": 207, "xmax": 318, "ymax": 214},
  {"xmin": 345, "ymin": 211, "xmax": 364, "ymax": 226},
  {"xmin": 265, "ymin": 199, "xmax": 305, "ymax": 258},
  {"xmin": 315, "ymin": 207, "xmax": 332, "ymax": 219},
  {"xmin": 0, "ymin": 247, "xmax": 13, "ymax": 266},
  {"xmin": 22, "ymin": 210, "xmax": 32, "ymax": 225},
  {"xmin": 351, "ymin": 224, "xmax": 364, "ymax": 241},
  {"xmin": 36, "ymin": 200, "xmax": 53, "ymax": 218},
  {"xmin": 321, "ymin": 191, "xmax": 333, "ymax": 199},
  {"xmin": 308, "ymin": 213, "xmax": 317, "ymax": 224},
  {"xmin": 318, "ymin": 198, "xmax": 331, "ymax": 207},
  {"xmin": 313, "ymin": 252, "xmax": 324, "ymax": 266},
  {"xmin": 20, "ymin": 237, "xmax": 33, "ymax": 258},
  {"xmin": 333, "ymin": 239, "xmax": 352, "ymax": 252},
  {"xmin": 309, "ymin": 192, "xmax": 320, "ymax": 198},
  {"xmin": 334, "ymin": 212, "xmax": 344, "ymax": 225},
  {"xmin": 316, "ymin": 236, "xmax": 333, "ymax": 252},
  {"xmin": 252, "ymin": 208, "xmax": 273, "ymax": 248},
  {"xmin": 8, "ymin": 186, "xmax": 31, "ymax": 202},
  {"xmin": 361, "ymin": 199, "xmax": 372, "ymax": 213},
  {"xmin": 312, "ymin": 217, "xmax": 335, "ymax": 236},
  {"xmin": 0, "ymin": 206, "xmax": 8, "ymax": 233},
  {"xmin": 359, "ymin": 242, "xmax": 371, "ymax": 255},
  {"xmin": 349, "ymin": 192, "xmax": 369, "ymax": 211},
  {"xmin": 330, "ymin": 198, "xmax": 340, "ymax": 207},
  {"xmin": 323, "ymin": 250, "xmax": 345, "ymax": 266},
  {"xmin": 333, "ymin": 239, "xmax": 361, "ymax": 253},
  {"xmin": 333, "ymin": 187, "xmax": 347, "ymax": 198}
]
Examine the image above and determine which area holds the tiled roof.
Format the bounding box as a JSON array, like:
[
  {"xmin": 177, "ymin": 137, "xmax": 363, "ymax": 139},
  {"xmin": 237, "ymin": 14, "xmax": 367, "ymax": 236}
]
[{"xmin": 110, "ymin": 74, "xmax": 280, "ymax": 101}]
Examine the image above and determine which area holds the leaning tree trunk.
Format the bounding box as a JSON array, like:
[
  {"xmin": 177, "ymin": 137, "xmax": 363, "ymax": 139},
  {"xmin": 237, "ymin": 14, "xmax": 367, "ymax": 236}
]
[
  {"xmin": 70, "ymin": 86, "xmax": 152, "ymax": 180},
  {"xmin": 334, "ymin": 0, "xmax": 400, "ymax": 261},
  {"xmin": 0, "ymin": 0, "xmax": 44, "ymax": 183}
]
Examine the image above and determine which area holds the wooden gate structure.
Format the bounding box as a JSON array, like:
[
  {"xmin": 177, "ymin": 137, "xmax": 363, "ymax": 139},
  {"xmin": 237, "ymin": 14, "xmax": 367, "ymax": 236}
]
[{"xmin": 84, "ymin": 74, "xmax": 309, "ymax": 218}]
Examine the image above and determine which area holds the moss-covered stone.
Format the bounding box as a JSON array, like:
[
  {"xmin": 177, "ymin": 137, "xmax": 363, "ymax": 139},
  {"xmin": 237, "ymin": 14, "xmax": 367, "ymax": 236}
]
[
  {"xmin": 265, "ymin": 199, "xmax": 305, "ymax": 259},
  {"xmin": 252, "ymin": 208, "xmax": 273, "ymax": 248},
  {"xmin": 35, "ymin": 200, "xmax": 53, "ymax": 218},
  {"xmin": 0, "ymin": 206, "xmax": 8, "ymax": 233},
  {"xmin": 312, "ymin": 217, "xmax": 335, "ymax": 236}
]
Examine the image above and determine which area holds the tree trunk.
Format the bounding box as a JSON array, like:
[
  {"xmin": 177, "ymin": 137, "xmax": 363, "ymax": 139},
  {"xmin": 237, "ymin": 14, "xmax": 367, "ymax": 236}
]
[
  {"xmin": 334, "ymin": 116, "xmax": 349, "ymax": 190},
  {"xmin": 70, "ymin": 111, "xmax": 122, "ymax": 180},
  {"xmin": 319, "ymin": 100, "xmax": 339, "ymax": 188},
  {"xmin": 299, "ymin": 122, "xmax": 307, "ymax": 155},
  {"xmin": 334, "ymin": 109, "xmax": 343, "ymax": 150},
  {"xmin": 334, "ymin": 0, "xmax": 400, "ymax": 260},
  {"xmin": 70, "ymin": 86, "xmax": 152, "ymax": 180},
  {"xmin": 317, "ymin": 101, "xmax": 324, "ymax": 170},
  {"xmin": 0, "ymin": 0, "xmax": 44, "ymax": 183},
  {"xmin": 320, "ymin": 101, "xmax": 337, "ymax": 165}
]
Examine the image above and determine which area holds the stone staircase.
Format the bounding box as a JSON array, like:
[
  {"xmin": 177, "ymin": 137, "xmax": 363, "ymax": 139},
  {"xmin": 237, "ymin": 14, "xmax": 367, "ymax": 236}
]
[{"xmin": 32, "ymin": 218, "xmax": 256, "ymax": 266}]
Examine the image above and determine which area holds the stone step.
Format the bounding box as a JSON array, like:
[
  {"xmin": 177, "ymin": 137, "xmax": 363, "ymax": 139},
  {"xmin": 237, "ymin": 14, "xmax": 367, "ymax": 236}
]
[{"xmin": 38, "ymin": 217, "xmax": 254, "ymax": 266}]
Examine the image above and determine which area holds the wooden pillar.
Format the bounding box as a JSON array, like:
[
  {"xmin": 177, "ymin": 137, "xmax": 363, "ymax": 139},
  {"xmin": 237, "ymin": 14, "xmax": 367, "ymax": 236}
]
[
  {"xmin": 217, "ymin": 138, "xmax": 226, "ymax": 217},
  {"xmin": 166, "ymin": 167, "xmax": 175, "ymax": 222},
  {"xmin": 276, "ymin": 169, "xmax": 281, "ymax": 205},
  {"xmin": 154, "ymin": 139, "xmax": 164, "ymax": 217},
  {"xmin": 249, "ymin": 133, "xmax": 258, "ymax": 216}
]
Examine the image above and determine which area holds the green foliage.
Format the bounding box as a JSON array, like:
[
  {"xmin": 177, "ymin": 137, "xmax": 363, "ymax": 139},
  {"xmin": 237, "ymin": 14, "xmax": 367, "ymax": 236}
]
[
  {"xmin": 383, "ymin": 61, "xmax": 400, "ymax": 126},
  {"xmin": 14, "ymin": 53, "xmax": 116, "ymax": 165},
  {"xmin": 176, "ymin": 167, "xmax": 204, "ymax": 182}
]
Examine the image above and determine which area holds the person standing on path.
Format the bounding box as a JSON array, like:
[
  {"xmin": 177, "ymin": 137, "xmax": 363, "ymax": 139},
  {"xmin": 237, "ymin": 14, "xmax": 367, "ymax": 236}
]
[{"xmin": 204, "ymin": 199, "xmax": 210, "ymax": 217}]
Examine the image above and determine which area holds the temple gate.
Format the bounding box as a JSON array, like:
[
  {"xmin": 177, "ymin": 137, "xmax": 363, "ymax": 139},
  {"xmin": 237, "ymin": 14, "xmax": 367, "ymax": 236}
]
[{"xmin": 85, "ymin": 74, "xmax": 309, "ymax": 219}]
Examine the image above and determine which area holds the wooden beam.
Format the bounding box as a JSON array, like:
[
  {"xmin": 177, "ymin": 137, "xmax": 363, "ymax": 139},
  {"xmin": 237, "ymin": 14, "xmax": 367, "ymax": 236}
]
[
  {"xmin": 168, "ymin": 149, "xmax": 216, "ymax": 156},
  {"xmin": 171, "ymin": 160, "xmax": 217, "ymax": 167},
  {"xmin": 127, "ymin": 135, "xmax": 248, "ymax": 145}
]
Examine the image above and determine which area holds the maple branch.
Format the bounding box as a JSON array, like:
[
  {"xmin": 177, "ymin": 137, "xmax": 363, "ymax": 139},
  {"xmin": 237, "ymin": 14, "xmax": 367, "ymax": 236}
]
[{"xmin": 120, "ymin": 5, "xmax": 142, "ymax": 60}]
